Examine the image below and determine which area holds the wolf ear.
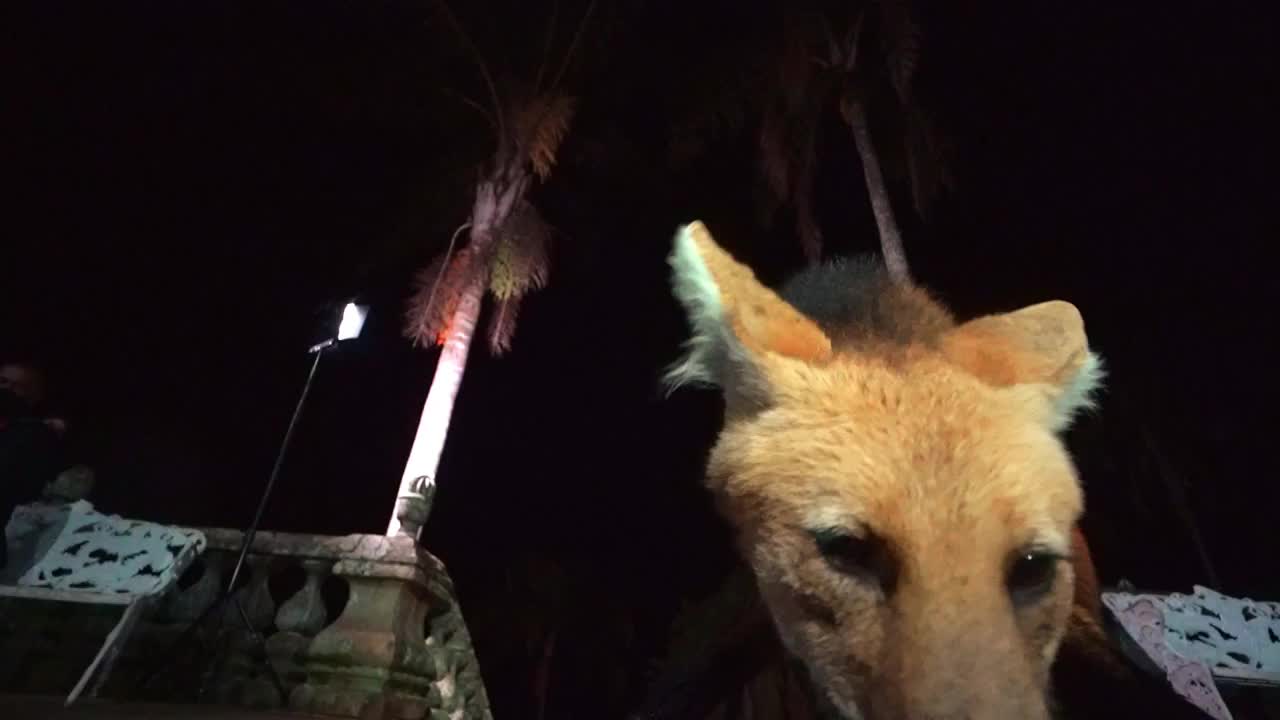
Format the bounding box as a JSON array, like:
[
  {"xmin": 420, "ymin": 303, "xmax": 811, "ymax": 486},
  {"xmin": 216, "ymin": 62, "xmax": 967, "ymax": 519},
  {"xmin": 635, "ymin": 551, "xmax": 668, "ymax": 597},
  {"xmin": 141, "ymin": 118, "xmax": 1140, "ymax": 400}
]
[
  {"xmin": 664, "ymin": 221, "xmax": 833, "ymax": 412},
  {"xmin": 941, "ymin": 300, "xmax": 1105, "ymax": 431}
]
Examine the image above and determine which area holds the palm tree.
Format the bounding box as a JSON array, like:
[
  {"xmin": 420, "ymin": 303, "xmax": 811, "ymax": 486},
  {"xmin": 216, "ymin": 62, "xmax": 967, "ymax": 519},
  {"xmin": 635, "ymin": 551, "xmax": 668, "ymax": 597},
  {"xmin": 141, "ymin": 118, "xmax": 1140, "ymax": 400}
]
[
  {"xmin": 668, "ymin": 0, "xmax": 951, "ymax": 280},
  {"xmin": 389, "ymin": 0, "xmax": 596, "ymax": 538},
  {"xmin": 771, "ymin": 0, "xmax": 954, "ymax": 279}
]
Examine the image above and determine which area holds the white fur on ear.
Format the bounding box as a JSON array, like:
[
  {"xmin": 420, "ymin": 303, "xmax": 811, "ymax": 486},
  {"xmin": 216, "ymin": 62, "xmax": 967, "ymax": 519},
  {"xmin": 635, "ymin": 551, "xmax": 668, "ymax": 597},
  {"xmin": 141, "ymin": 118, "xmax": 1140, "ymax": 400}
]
[
  {"xmin": 1049, "ymin": 351, "xmax": 1106, "ymax": 432},
  {"xmin": 663, "ymin": 223, "xmax": 730, "ymax": 393}
]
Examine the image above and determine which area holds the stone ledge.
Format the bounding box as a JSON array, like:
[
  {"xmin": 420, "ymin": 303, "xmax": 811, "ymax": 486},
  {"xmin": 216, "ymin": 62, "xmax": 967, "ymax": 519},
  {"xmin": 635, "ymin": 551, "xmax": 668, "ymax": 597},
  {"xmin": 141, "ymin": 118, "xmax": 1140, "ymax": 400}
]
[{"xmin": 195, "ymin": 530, "xmax": 451, "ymax": 592}]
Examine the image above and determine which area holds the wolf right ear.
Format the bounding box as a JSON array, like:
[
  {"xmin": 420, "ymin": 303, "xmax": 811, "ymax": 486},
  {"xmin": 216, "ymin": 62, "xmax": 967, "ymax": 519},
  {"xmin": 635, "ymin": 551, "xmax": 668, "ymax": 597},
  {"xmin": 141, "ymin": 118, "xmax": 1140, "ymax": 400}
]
[
  {"xmin": 663, "ymin": 221, "xmax": 833, "ymax": 413},
  {"xmin": 940, "ymin": 300, "xmax": 1105, "ymax": 432}
]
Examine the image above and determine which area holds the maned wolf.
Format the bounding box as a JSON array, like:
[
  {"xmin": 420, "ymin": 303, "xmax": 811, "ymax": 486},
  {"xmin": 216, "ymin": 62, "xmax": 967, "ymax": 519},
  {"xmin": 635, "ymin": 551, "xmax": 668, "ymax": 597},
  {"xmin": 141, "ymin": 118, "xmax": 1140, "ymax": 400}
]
[{"xmin": 663, "ymin": 221, "xmax": 1107, "ymax": 720}]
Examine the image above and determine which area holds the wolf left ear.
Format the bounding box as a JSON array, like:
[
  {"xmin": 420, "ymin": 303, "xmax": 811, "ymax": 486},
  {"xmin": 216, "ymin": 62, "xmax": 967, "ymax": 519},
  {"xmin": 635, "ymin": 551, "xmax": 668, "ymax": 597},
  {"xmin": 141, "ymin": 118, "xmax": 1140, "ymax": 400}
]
[
  {"xmin": 940, "ymin": 300, "xmax": 1105, "ymax": 431},
  {"xmin": 663, "ymin": 221, "xmax": 833, "ymax": 412}
]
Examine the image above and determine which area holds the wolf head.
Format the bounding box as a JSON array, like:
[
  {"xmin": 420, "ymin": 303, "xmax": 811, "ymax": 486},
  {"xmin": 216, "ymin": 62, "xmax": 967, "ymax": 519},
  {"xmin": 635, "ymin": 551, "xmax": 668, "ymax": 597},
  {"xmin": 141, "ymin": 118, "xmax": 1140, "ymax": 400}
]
[{"xmin": 665, "ymin": 222, "xmax": 1104, "ymax": 720}]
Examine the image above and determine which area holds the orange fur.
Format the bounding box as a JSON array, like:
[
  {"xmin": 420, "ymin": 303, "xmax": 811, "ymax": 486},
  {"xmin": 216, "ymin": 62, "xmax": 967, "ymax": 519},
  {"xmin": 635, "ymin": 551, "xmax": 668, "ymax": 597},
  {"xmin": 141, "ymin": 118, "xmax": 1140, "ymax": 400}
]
[{"xmin": 666, "ymin": 222, "xmax": 1105, "ymax": 720}]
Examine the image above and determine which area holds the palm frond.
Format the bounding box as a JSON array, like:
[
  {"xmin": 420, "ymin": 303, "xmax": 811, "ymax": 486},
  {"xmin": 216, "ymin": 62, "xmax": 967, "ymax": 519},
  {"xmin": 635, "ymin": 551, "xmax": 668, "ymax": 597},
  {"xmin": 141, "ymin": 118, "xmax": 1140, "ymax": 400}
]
[
  {"xmin": 755, "ymin": 46, "xmax": 829, "ymax": 261},
  {"xmin": 489, "ymin": 200, "xmax": 552, "ymax": 300},
  {"xmin": 877, "ymin": 0, "xmax": 921, "ymax": 104},
  {"xmin": 514, "ymin": 92, "xmax": 577, "ymax": 181},
  {"xmin": 546, "ymin": 0, "xmax": 599, "ymax": 91},
  {"xmin": 751, "ymin": 174, "xmax": 785, "ymax": 231},
  {"xmin": 902, "ymin": 102, "xmax": 954, "ymax": 218},
  {"xmin": 403, "ymin": 243, "xmax": 488, "ymax": 348},
  {"xmin": 756, "ymin": 103, "xmax": 793, "ymax": 204},
  {"xmin": 776, "ymin": 9, "xmax": 824, "ymax": 114},
  {"xmin": 793, "ymin": 127, "xmax": 823, "ymax": 264},
  {"xmin": 486, "ymin": 295, "xmax": 521, "ymax": 356},
  {"xmin": 532, "ymin": 0, "xmax": 561, "ymax": 92},
  {"xmin": 403, "ymin": 252, "xmax": 449, "ymax": 348},
  {"xmin": 432, "ymin": 0, "xmax": 506, "ymax": 142}
]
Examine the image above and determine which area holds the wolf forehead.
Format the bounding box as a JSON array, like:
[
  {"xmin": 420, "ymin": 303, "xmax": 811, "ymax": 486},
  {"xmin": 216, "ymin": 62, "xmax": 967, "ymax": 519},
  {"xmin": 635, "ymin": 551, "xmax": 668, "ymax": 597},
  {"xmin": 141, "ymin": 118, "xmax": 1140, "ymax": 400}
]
[
  {"xmin": 714, "ymin": 406, "xmax": 1085, "ymax": 546},
  {"xmin": 706, "ymin": 363, "xmax": 1086, "ymax": 530}
]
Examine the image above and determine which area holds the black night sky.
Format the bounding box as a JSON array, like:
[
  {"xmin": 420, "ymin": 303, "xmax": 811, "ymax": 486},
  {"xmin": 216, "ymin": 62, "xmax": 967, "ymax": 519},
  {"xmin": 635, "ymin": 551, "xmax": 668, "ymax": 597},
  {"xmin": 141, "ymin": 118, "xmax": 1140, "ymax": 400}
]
[{"xmin": 6, "ymin": 1, "xmax": 1277, "ymax": 717}]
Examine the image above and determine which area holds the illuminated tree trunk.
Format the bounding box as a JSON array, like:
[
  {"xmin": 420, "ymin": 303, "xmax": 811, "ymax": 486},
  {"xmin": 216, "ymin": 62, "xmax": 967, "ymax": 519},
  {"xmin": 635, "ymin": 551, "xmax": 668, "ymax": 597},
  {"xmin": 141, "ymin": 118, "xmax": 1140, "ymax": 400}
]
[
  {"xmin": 387, "ymin": 267, "xmax": 485, "ymax": 537},
  {"xmin": 842, "ymin": 97, "xmax": 911, "ymax": 283},
  {"xmin": 388, "ymin": 173, "xmax": 528, "ymax": 538}
]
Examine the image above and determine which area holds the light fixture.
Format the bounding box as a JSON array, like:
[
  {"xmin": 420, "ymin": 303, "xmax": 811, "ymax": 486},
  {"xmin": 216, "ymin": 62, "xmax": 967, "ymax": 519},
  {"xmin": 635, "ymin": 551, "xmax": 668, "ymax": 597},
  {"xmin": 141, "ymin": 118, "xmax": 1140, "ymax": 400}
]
[
  {"xmin": 311, "ymin": 300, "xmax": 370, "ymax": 353},
  {"xmin": 337, "ymin": 302, "xmax": 369, "ymax": 341}
]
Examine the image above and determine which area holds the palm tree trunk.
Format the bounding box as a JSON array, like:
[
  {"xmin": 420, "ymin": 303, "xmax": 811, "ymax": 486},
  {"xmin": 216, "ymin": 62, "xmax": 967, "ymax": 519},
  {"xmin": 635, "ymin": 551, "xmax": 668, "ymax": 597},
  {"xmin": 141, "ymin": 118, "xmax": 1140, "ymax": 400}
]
[
  {"xmin": 388, "ymin": 172, "xmax": 529, "ymax": 538},
  {"xmin": 842, "ymin": 97, "xmax": 911, "ymax": 283},
  {"xmin": 387, "ymin": 264, "xmax": 486, "ymax": 537}
]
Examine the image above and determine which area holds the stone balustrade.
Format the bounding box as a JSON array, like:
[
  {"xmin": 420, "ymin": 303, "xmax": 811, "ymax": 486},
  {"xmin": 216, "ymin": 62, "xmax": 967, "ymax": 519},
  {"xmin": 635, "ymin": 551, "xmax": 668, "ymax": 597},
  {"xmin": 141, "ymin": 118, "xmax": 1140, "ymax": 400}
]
[{"xmin": 0, "ymin": 524, "xmax": 492, "ymax": 720}]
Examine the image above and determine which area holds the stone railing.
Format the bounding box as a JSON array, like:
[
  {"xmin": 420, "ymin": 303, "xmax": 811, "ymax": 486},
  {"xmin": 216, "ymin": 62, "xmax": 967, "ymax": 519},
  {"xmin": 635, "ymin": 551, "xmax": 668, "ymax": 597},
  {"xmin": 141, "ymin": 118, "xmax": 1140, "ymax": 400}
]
[{"xmin": 0, "ymin": 525, "xmax": 492, "ymax": 720}]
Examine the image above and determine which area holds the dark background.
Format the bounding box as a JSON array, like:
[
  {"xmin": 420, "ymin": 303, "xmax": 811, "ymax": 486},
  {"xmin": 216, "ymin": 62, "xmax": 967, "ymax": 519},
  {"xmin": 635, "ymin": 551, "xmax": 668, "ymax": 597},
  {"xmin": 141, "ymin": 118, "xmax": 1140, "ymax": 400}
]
[{"xmin": 6, "ymin": 1, "xmax": 1277, "ymax": 717}]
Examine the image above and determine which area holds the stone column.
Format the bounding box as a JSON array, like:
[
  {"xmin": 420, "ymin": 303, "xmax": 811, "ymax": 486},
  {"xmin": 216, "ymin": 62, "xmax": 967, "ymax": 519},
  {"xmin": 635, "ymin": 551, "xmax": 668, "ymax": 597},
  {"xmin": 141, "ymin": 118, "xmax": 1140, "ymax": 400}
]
[
  {"xmin": 210, "ymin": 553, "xmax": 279, "ymax": 707},
  {"xmin": 290, "ymin": 534, "xmax": 454, "ymax": 720}
]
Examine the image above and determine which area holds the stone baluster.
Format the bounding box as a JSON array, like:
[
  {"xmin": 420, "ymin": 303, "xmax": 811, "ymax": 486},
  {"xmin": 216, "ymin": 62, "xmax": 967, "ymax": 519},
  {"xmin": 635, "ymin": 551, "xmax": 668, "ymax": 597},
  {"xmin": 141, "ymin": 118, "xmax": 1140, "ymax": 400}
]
[
  {"xmin": 223, "ymin": 553, "xmax": 277, "ymax": 633},
  {"xmin": 276, "ymin": 557, "xmax": 334, "ymax": 636},
  {"xmin": 206, "ymin": 552, "xmax": 280, "ymax": 707},
  {"xmin": 159, "ymin": 553, "xmax": 224, "ymax": 624},
  {"xmin": 267, "ymin": 558, "xmax": 335, "ymax": 692}
]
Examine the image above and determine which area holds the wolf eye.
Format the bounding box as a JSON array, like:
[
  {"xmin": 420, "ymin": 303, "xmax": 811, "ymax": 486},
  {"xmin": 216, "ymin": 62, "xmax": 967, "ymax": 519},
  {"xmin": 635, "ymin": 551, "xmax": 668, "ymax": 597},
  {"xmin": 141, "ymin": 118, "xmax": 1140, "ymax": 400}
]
[
  {"xmin": 812, "ymin": 527, "xmax": 897, "ymax": 594},
  {"xmin": 1006, "ymin": 550, "xmax": 1061, "ymax": 603}
]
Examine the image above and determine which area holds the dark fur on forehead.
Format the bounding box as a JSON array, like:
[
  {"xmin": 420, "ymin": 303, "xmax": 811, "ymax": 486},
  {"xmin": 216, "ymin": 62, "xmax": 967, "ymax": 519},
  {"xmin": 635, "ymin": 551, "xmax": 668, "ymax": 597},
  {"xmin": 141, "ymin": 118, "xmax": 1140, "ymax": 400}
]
[{"xmin": 778, "ymin": 256, "xmax": 956, "ymax": 352}]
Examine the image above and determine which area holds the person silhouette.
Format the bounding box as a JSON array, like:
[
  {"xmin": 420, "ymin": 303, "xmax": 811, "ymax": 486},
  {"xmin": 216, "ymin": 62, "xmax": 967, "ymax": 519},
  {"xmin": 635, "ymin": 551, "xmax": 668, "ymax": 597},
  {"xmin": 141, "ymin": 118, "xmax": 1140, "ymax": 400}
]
[{"xmin": 1, "ymin": 361, "xmax": 70, "ymax": 568}]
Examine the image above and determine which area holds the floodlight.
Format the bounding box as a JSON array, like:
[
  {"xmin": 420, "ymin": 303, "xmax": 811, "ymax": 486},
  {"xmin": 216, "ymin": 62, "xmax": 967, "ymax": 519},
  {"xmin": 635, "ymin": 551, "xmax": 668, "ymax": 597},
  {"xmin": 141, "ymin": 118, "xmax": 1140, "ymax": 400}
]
[
  {"xmin": 337, "ymin": 302, "xmax": 368, "ymax": 341},
  {"xmin": 310, "ymin": 300, "xmax": 370, "ymax": 354}
]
